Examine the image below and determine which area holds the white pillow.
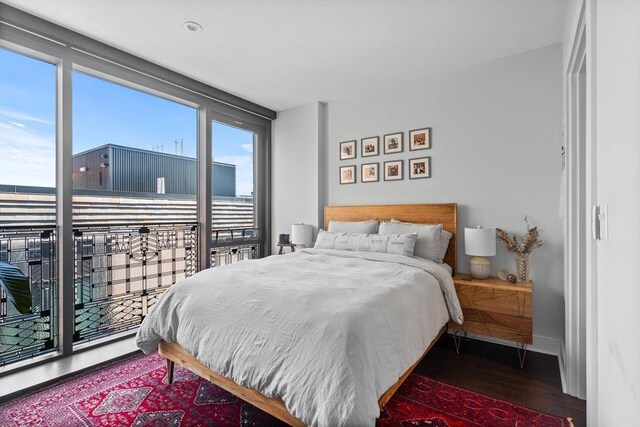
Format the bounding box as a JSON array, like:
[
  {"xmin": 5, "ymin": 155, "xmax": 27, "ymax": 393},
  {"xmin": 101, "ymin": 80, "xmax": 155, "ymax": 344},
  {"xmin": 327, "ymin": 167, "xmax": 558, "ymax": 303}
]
[
  {"xmin": 437, "ymin": 230, "xmax": 453, "ymax": 264},
  {"xmin": 380, "ymin": 220, "xmax": 442, "ymax": 262},
  {"xmin": 388, "ymin": 219, "xmax": 452, "ymax": 263},
  {"xmin": 327, "ymin": 219, "xmax": 379, "ymax": 234},
  {"xmin": 314, "ymin": 230, "xmax": 417, "ymax": 257}
]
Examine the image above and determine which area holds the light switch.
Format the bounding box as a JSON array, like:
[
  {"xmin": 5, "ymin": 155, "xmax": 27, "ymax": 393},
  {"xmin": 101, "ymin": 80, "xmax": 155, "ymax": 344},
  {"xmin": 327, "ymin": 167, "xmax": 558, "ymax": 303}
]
[
  {"xmin": 592, "ymin": 205, "xmax": 600, "ymax": 240},
  {"xmin": 598, "ymin": 205, "xmax": 608, "ymax": 241},
  {"xmin": 592, "ymin": 205, "xmax": 609, "ymax": 241}
]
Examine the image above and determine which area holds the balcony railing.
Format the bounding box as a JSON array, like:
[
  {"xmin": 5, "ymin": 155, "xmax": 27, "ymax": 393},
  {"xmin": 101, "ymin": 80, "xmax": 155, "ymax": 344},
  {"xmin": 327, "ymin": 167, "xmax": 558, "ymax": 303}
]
[
  {"xmin": 72, "ymin": 223, "xmax": 198, "ymax": 344},
  {"xmin": 0, "ymin": 226, "xmax": 56, "ymax": 366},
  {"xmin": 1, "ymin": 223, "xmax": 264, "ymax": 367},
  {"xmin": 211, "ymin": 227, "xmax": 261, "ymax": 267}
]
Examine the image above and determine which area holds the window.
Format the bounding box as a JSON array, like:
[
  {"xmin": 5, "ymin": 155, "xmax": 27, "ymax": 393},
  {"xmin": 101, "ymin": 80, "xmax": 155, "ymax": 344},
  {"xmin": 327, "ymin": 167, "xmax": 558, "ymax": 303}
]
[
  {"xmin": 71, "ymin": 71, "xmax": 198, "ymax": 345},
  {"xmin": 210, "ymin": 121, "xmax": 259, "ymax": 265},
  {"xmin": 0, "ymin": 16, "xmax": 272, "ymax": 370},
  {"xmin": 0, "ymin": 48, "xmax": 57, "ymax": 365}
]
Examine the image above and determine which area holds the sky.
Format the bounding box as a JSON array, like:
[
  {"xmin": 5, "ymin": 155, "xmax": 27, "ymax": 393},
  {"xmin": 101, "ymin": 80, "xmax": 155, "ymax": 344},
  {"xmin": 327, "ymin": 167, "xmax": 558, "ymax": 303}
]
[{"xmin": 0, "ymin": 48, "xmax": 254, "ymax": 196}]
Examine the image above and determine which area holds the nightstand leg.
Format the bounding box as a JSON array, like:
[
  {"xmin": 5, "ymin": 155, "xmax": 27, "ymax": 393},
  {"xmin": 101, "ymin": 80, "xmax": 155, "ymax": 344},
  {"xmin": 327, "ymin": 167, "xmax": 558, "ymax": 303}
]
[
  {"xmin": 452, "ymin": 330, "xmax": 462, "ymax": 354},
  {"xmin": 517, "ymin": 342, "xmax": 528, "ymax": 368}
]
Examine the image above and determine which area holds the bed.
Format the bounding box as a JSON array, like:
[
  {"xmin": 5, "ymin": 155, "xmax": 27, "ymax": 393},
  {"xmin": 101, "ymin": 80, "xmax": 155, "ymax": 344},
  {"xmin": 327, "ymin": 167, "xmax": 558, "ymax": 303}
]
[{"xmin": 136, "ymin": 203, "xmax": 461, "ymax": 427}]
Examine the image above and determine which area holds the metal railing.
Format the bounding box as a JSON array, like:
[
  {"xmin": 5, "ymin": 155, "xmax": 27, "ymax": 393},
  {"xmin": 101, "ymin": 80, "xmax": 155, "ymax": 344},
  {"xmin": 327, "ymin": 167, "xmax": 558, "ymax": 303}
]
[
  {"xmin": 0, "ymin": 226, "xmax": 56, "ymax": 366},
  {"xmin": 72, "ymin": 223, "xmax": 198, "ymax": 344},
  {"xmin": 211, "ymin": 227, "xmax": 261, "ymax": 267},
  {"xmin": 0, "ymin": 223, "xmax": 264, "ymax": 367}
]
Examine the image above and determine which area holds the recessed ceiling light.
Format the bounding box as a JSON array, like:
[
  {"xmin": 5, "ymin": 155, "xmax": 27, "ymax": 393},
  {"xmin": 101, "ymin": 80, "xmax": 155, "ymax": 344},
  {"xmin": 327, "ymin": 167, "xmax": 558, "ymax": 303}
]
[{"xmin": 183, "ymin": 21, "xmax": 202, "ymax": 32}]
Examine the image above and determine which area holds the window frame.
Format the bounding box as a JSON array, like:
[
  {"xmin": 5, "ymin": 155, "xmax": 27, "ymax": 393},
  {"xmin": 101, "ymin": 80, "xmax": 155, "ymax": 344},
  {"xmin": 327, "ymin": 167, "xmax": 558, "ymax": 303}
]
[
  {"xmin": 0, "ymin": 7, "xmax": 274, "ymax": 373},
  {"xmin": 0, "ymin": 41, "xmax": 62, "ymax": 373},
  {"xmin": 210, "ymin": 107, "xmax": 272, "ymax": 263}
]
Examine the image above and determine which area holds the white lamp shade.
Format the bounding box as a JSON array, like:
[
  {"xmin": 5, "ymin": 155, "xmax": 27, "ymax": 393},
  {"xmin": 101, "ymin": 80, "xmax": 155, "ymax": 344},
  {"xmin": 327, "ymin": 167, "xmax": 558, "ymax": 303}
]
[
  {"xmin": 291, "ymin": 224, "xmax": 313, "ymax": 247},
  {"xmin": 464, "ymin": 227, "xmax": 496, "ymax": 256}
]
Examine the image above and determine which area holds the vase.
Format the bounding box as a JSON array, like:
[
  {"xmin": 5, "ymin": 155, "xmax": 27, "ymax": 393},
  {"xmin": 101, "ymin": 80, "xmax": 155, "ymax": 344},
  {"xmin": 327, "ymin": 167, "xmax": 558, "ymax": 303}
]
[{"xmin": 515, "ymin": 253, "xmax": 530, "ymax": 282}]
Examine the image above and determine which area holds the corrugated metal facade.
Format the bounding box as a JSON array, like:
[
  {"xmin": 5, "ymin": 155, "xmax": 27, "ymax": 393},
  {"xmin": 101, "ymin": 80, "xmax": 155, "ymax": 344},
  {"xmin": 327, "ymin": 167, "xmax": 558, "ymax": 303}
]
[
  {"xmin": 212, "ymin": 163, "xmax": 236, "ymax": 198},
  {"xmin": 72, "ymin": 146, "xmax": 110, "ymax": 191},
  {"xmin": 72, "ymin": 145, "xmax": 236, "ymax": 197}
]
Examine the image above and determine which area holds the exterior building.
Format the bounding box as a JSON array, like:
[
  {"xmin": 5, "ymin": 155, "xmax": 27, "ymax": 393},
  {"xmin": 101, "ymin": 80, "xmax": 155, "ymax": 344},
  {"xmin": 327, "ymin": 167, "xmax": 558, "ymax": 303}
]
[{"xmin": 72, "ymin": 144, "xmax": 236, "ymax": 197}]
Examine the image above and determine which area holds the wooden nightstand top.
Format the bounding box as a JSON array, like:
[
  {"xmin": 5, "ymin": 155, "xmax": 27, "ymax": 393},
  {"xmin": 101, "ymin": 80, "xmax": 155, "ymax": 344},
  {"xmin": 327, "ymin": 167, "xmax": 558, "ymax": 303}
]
[{"xmin": 453, "ymin": 274, "xmax": 532, "ymax": 293}]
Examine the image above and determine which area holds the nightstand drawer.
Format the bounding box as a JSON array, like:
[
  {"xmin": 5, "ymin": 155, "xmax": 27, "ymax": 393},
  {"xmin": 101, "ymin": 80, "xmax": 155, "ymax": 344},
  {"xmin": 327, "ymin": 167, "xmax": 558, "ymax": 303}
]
[
  {"xmin": 449, "ymin": 308, "xmax": 533, "ymax": 344},
  {"xmin": 454, "ymin": 282, "xmax": 532, "ymax": 318}
]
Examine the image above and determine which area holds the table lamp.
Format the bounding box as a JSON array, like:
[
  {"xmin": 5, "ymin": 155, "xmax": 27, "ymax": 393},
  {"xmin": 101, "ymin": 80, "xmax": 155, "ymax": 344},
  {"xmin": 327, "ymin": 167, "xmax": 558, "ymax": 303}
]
[
  {"xmin": 291, "ymin": 223, "xmax": 313, "ymax": 248},
  {"xmin": 464, "ymin": 226, "xmax": 496, "ymax": 279}
]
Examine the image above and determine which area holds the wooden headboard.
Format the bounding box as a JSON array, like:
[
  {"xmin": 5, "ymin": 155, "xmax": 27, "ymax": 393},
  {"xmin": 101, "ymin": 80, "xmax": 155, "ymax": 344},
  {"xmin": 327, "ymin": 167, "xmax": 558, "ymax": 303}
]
[{"xmin": 324, "ymin": 203, "xmax": 457, "ymax": 273}]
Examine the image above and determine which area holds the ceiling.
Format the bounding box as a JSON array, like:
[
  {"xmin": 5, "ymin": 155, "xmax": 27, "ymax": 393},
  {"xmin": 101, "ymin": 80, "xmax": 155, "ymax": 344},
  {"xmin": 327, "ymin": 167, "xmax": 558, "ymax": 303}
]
[{"xmin": 3, "ymin": 0, "xmax": 567, "ymax": 112}]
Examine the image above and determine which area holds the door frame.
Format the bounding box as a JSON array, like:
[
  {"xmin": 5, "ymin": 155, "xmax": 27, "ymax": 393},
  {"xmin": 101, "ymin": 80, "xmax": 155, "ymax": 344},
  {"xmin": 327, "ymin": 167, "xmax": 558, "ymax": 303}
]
[{"xmin": 563, "ymin": 0, "xmax": 596, "ymax": 409}]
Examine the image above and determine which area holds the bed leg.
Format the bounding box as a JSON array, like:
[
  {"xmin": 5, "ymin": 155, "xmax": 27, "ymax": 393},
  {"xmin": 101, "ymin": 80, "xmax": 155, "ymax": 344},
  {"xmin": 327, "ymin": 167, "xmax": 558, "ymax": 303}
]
[{"xmin": 166, "ymin": 359, "xmax": 175, "ymax": 384}]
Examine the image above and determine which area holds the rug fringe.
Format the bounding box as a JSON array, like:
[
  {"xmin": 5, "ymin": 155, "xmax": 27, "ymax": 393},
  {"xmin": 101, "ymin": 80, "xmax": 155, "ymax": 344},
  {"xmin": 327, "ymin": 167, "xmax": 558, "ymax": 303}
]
[{"xmin": 567, "ymin": 416, "xmax": 574, "ymax": 427}]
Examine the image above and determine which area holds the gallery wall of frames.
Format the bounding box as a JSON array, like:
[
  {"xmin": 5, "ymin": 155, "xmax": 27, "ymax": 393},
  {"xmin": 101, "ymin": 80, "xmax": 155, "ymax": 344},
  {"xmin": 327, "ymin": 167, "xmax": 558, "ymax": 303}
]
[{"xmin": 338, "ymin": 127, "xmax": 432, "ymax": 185}]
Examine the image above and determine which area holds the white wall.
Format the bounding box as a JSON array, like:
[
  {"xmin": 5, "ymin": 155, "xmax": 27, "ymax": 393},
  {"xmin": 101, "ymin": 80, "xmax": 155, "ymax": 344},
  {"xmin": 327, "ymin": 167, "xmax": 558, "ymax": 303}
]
[
  {"xmin": 562, "ymin": 0, "xmax": 640, "ymax": 422},
  {"xmin": 272, "ymin": 102, "xmax": 326, "ymax": 254},
  {"xmin": 325, "ymin": 45, "xmax": 564, "ymax": 353},
  {"xmin": 592, "ymin": 0, "xmax": 640, "ymax": 424}
]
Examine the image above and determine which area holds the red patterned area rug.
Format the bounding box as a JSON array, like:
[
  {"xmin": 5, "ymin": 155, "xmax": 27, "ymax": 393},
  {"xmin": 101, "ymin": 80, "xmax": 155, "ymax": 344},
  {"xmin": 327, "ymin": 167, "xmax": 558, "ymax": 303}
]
[{"xmin": 1, "ymin": 353, "xmax": 572, "ymax": 426}]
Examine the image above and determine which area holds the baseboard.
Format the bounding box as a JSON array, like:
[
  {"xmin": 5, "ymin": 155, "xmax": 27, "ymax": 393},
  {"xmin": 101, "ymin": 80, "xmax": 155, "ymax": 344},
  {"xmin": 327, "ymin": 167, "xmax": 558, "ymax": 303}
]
[
  {"xmin": 531, "ymin": 334, "xmax": 563, "ymax": 356},
  {"xmin": 456, "ymin": 332, "xmax": 562, "ymax": 356},
  {"xmin": 558, "ymin": 341, "xmax": 567, "ymax": 393}
]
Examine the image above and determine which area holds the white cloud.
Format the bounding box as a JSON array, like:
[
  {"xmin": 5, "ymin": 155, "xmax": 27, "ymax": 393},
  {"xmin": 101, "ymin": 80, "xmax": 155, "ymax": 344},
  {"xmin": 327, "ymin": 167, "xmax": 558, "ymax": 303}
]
[
  {"xmin": 9, "ymin": 121, "xmax": 25, "ymax": 128},
  {"xmin": 240, "ymin": 143, "xmax": 253, "ymax": 153},
  {"xmin": 0, "ymin": 108, "xmax": 55, "ymax": 126},
  {"xmin": 213, "ymin": 154, "xmax": 254, "ymax": 197},
  {"xmin": 0, "ymin": 122, "xmax": 55, "ymax": 187}
]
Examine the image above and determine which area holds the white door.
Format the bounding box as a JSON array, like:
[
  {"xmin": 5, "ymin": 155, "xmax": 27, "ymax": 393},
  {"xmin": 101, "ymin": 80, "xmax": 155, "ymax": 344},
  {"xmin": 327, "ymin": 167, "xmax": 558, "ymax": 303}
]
[{"xmin": 591, "ymin": 0, "xmax": 640, "ymax": 424}]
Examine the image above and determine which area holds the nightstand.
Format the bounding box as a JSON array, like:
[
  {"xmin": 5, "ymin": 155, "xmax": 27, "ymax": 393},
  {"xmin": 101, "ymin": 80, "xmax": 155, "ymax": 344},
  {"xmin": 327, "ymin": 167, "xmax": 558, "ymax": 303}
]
[
  {"xmin": 277, "ymin": 243, "xmax": 296, "ymax": 254},
  {"xmin": 449, "ymin": 274, "xmax": 532, "ymax": 367}
]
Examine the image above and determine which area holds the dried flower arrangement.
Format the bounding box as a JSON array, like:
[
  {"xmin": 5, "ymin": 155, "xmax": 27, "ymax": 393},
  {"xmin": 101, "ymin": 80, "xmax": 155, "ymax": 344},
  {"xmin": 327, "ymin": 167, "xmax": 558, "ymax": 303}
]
[
  {"xmin": 496, "ymin": 216, "xmax": 544, "ymax": 255},
  {"xmin": 496, "ymin": 216, "xmax": 544, "ymax": 282}
]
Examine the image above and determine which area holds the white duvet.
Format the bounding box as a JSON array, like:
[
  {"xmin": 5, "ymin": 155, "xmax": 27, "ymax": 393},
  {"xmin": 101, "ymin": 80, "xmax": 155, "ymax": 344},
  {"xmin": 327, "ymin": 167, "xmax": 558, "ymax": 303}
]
[{"xmin": 136, "ymin": 249, "xmax": 463, "ymax": 427}]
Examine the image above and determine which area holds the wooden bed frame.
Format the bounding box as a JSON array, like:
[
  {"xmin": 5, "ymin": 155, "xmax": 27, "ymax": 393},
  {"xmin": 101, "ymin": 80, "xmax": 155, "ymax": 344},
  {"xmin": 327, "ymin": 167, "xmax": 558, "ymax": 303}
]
[
  {"xmin": 323, "ymin": 203, "xmax": 457, "ymax": 273},
  {"xmin": 160, "ymin": 203, "xmax": 457, "ymax": 426}
]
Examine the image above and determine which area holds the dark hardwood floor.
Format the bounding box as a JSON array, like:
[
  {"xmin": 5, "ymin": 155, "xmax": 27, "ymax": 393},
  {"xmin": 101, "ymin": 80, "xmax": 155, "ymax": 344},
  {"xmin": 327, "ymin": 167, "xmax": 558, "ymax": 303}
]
[{"xmin": 417, "ymin": 334, "xmax": 586, "ymax": 427}]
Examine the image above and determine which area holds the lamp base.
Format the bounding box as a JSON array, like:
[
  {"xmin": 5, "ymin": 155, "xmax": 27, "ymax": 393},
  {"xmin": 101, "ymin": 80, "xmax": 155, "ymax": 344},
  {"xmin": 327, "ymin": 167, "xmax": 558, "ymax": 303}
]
[{"xmin": 469, "ymin": 256, "xmax": 491, "ymax": 279}]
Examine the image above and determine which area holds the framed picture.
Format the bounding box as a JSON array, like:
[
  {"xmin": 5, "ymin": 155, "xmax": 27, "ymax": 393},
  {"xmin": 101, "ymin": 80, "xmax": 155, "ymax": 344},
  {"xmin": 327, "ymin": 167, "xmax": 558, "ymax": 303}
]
[
  {"xmin": 409, "ymin": 157, "xmax": 431, "ymax": 179},
  {"xmin": 383, "ymin": 132, "xmax": 403, "ymax": 154},
  {"xmin": 361, "ymin": 136, "xmax": 379, "ymax": 157},
  {"xmin": 409, "ymin": 127, "xmax": 431, "ymax": 151},
  {"xmin": 340, "ymin": 140, "xmax": 356, "ymax": 160},
  {"xmin": 383, "ymin": 160, "xmax": 403, "ymax": 181},
  {"xmin": 361, "ymin": 162, "xmax": 379, "ymax": 183},
  {"xmin": 339, "ymin": 165, "xmax": 356, "ymax": 184}
]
